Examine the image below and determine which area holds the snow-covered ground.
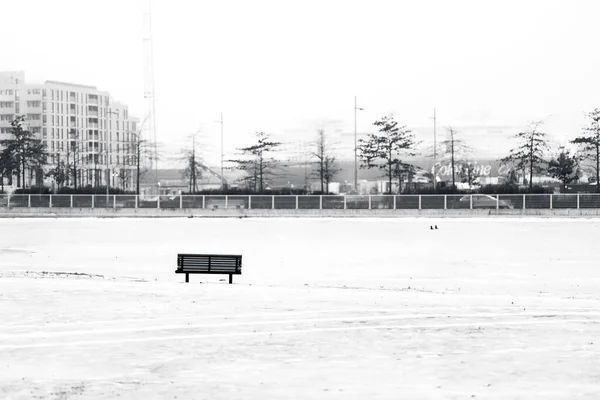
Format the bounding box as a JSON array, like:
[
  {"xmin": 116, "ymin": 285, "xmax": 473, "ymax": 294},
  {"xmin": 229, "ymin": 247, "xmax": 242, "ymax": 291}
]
[{"xmin": 1, "ymin": 218, "xmax": 599, "ymax": 399}]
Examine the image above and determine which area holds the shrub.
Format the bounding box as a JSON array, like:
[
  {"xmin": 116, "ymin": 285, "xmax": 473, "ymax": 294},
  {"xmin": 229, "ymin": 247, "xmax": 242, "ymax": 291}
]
[
  {"xmin": 478, "ymin": 183, "xmax": 552, "ymax": 194},
  {"xmin": 14, "ymin": 186, "xmax": 51, "ymax": 194},
  {"xmin": 56, "ymin": 186, "xmax": 134, "ymax": 195}
]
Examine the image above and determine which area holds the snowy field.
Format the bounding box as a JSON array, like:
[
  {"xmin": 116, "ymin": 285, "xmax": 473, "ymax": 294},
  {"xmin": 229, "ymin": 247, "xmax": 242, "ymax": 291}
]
[{"xmin": 1, "ymin": 217, "xmax": 600, "ymax": 399}]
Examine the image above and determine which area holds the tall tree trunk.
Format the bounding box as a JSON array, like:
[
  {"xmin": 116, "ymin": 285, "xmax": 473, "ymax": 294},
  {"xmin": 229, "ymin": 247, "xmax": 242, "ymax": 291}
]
[
  {"xmin": 388, "ymin": 163, "xmax": 392, "ymax": 195},
  {"xmin": 259, "ymin": 154, "xmax": 264, "ymax": 192},
  {"xmin": 320, "ymin": 161, "xmax": 324, "ymax": 193},
  {"xmin": 529, "ymin": 134, "xmax": 534, "ymax": 192},
  {"xmin": 451, "ymin": 139, "xmax": 456, "ymax": 190},
  {"xmin": 596, "ymin": 144, "xmax": 599, "ymax": 193},
  {"xmin": 21, "ymin": 158, "xmax": 25, "ymax": 189},
  {"xmin": 136, "ymin": 148, "xmax": 140, "ymax": 195}
]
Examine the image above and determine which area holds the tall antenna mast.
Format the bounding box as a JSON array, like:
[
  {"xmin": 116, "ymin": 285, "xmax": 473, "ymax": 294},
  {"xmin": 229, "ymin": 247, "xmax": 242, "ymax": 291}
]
[
  {"xmin": 433, "ymin": 108, "xmax": 437, "ymax": 192},
  {"xmin": 143, "ymin": 0, "xmax": 158, "ymax": 193}
]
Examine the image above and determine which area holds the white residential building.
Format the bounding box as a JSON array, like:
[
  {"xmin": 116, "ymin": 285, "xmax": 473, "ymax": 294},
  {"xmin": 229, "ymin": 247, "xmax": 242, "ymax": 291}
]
[{"xmin": 0, "ymin": 71, "xmax": 139, "ymax": 190}]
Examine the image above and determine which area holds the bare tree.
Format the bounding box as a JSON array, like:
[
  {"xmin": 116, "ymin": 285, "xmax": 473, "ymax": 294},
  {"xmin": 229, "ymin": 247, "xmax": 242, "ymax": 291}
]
[
  {"xmin": 358, "ymin": 115, "xmax": 416, "ymax": 194},
  {"xmin": 501, "ymin": 120, "xmax": 549, "ymax": 191},
  {"xmin": 572, "ymin": 109, "xmax": 600, "ymax": 191},
  {"xmin": 45, "ymin": 154, "xmax": 68, "ymax": 190},
  {"xmin": 181, "ymin": 133, "xmax": 203, "ymax": 193},
  {"xmin": 229, "ymin": 132, "xmax": 283, "ymax": 192},
  {"xmin": 312, "ymin": 129, "xmax": 339, "ymax": 193},
  {"xmin": 65, "ymin": 129, "xmax": 83, "ymax": 189},
  {"xmin": 131, "ymin": 130, "xmax": 155, "ymax": 195},
  {"xmin": 433, "ymin": 127, "xmax": 474, "ymax": 190}
]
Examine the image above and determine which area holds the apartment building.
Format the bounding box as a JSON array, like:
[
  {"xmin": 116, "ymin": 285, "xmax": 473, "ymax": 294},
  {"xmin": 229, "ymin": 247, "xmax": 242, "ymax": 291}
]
[{"xmin": 0, "ymin": 71, "xmax": 138, "ymax": 190}]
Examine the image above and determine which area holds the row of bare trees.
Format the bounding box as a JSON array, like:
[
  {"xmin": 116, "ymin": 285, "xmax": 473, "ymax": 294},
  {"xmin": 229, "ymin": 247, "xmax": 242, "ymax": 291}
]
[
  {"xmin": 4, "ymin": 107, "xmax": 600, "ymax": 195},
  {"xmin": 216, "ymin": 107, "xmax": 600, "ymax": 194},
  {"xmin": 499, "ymin": 109, "xmax": 600, "ymax": 191}
]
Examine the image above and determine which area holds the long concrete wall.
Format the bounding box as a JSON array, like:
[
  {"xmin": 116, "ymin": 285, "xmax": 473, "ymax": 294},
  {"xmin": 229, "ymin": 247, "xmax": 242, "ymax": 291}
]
[{"xmin": 2, "ymin": 207, "xmax": 600, "ymax": 218}]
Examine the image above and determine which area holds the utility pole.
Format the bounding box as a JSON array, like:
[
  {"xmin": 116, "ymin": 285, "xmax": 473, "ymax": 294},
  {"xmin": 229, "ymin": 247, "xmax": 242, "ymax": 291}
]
[
  {"xmin": 220, "ymin": 112, "xmax": 224, "ymax": 189},
  {"xmin": 213, "ymin": 113, "xmax": 225, "ymax": 189},
  {"xmin": 354, "ymin": 96, "xmax": 363, "ymax": 193}
]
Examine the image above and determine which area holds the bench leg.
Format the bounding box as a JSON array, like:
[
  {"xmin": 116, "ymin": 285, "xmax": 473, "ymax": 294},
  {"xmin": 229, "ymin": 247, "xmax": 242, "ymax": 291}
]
[
  {"xmin": 186, "ymin": 273, "xmax": 189, "ymax": 283},
  {"xmin": 229, "ymin": 274, "xmax": 233, "ymax": 284}
]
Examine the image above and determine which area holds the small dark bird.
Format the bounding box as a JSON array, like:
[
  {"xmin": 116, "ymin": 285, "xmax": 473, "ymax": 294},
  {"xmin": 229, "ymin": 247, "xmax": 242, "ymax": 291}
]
[
  {"xmin": 430, "ymin": 226, "xmax": 433, "ymax": 230},
  {"xmin": 435, "ymin": 225, "xmax": 438, "ymax": 230}
]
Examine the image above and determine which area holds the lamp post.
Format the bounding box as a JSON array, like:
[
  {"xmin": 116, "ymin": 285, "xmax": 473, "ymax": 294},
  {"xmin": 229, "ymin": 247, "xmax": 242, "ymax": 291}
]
[
  {"xmin": 105, "ymin": 105, "xmax": 118, "ymax": 200},
  {"xmin": 354, "ymin": 96, "xmax": 364, "ymax": 193},
  {"xmin": 213, "ymin": 112, "xmax": 225, "ymax": 189}
]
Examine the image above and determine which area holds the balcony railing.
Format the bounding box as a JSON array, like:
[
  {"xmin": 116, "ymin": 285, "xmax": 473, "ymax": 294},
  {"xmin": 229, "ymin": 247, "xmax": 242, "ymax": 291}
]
[{"xmin": 1, "ymin": 193, "xmax": 600, "ymax": 210}]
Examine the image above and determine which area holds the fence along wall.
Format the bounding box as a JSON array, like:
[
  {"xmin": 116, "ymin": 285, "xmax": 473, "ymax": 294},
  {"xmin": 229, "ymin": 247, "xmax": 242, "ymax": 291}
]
[{"xmin": 1, "ymin": 194, "xmax": 600, "ymax": 210}]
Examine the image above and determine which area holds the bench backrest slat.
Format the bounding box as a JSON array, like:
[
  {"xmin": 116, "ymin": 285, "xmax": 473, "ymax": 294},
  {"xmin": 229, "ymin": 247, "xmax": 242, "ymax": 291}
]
[{"xmin": 177, "ymin": 253, "xmax": 242, "ymax": 273}]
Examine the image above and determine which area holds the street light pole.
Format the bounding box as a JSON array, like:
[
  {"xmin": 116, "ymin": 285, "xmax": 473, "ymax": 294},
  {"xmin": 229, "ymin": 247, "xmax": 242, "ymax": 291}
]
[
  {"xmin": 214, "ymin": 112, "xmax": 225, "ymax": 189},
  {"xmin": 354, "ymin": 96, "xmax": 364, "ymax": 193},
  {"xmin": 105, "ymin": 104, "xmax": 118, "ymax": 200}
]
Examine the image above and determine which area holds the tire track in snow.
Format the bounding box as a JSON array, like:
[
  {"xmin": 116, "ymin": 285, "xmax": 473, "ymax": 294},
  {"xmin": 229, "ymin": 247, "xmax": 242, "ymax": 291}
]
[
  {"xmin": 1, "ymin": 311, "xmax": 598, "ymax": 341},
  {"xmin": 0, "ymin": 318, "xmax": 595, "ymax": 351},
  {"xmin": 3, "ymin": 306, "xmax": 598, "ymax": 331},
  {"xmin": 0, "ymin": 308, "xmax": 372, "ymax": 331}
]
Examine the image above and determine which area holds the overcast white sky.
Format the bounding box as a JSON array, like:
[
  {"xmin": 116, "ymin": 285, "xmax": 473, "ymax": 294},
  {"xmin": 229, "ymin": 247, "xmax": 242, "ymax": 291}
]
[{"xmin": 1, "ymin": 0, "xmax": 599, "ymax": 167}]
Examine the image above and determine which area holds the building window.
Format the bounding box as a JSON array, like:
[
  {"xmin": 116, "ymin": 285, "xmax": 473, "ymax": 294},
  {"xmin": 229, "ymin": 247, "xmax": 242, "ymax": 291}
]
[
  {"xmin": 27, "ymin": 101, "xmax": 41, "ymax": 107},
  {"xmin": 15, "ymin": 103, "xmax": 19, "ymax": 114}
]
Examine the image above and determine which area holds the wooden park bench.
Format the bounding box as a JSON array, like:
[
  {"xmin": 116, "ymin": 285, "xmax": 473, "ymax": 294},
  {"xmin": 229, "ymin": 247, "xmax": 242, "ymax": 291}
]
[{"xmin": 176, "ymin": 254, "xmax": 242, "ymax": 284}]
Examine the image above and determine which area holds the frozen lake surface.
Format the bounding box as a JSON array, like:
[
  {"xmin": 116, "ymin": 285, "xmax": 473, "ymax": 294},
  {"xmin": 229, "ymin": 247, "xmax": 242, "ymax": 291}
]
[{"xmin": 1, "ymin": 217, "xmax": 599, "ymax": 399}]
